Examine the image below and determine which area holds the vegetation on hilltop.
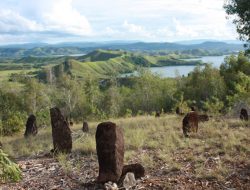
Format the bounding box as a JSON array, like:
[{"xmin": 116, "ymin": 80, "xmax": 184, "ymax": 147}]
[
  {"xmin": 36, "ymin": 50, "xmax": 203, "ymax": 81},
  {"xmin": 224, "ymin": 0, "xmax": 250, "ymax": 51},
  {"xmin": 0, "ymin": 51, "xmax": 249, "ymax": 136}
]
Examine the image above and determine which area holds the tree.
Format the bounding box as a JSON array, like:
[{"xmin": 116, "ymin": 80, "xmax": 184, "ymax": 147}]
[
  {"xmin": 181, "ymin": 64, "xmax": 226, "ymax": 109},
  {"xmin": 23, "ymin": 78, "xmax": 51, "ymax": 114},
  {"xmin": 220, "ymin": 52, "xmax": 250, "ymax": 106},
  {"xmin": 55, "ymin": 75, "xmax": 85, "ymax": 120},
  {"xmin": 103, "ymin": 72, "xmax": 122, "ymax": 118},
  {"xmin": 83, "ymin": 74, "xmax": 103, "ymax": 118},
  {"xmin": 224, "ymin": 0, "xmax": 250, "ymax": 51}
]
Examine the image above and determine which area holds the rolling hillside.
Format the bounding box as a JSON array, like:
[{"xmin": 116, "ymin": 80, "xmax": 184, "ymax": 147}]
[{"xmin": 38, "ymin": 50, "xmax": 203, "ymax": 81}]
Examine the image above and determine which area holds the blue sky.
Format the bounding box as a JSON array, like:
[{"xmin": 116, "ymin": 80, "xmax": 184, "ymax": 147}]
[{"xmin": 0, "ymin": 0, "xmax": 238, "ymax": 44}]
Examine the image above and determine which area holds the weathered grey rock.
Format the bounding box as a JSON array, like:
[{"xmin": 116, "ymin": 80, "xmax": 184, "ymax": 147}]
[
  {"xmin": 82, "ymin": 121, "xmax": 89, "ymax": 132},
  {"xmin": 24, "ymin": 114, "xmax": 38, "ymax": 138},
  {"xmin": 123, "ymin": 172, "xmax": 136, "ymax": 190},
  {"xmin": 50, "ymin": 107, "xmax": 72, "ymax": 154},
  {"xmin": 104, "ymin": 182, "xmax": 118, "ymax": 190},
  {"xmin": 96, "ymin": 122, "xmax": 124, "ymax": 183}
]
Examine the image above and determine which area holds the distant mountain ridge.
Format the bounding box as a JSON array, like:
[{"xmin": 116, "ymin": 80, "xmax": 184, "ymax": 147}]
[
  {"xmin": 174, "ymin": 39, "xmax": 244, "ymax": 45},
  {"xmin": 0, "ymin": 41, "xmax": 244, "ymax": 58}
]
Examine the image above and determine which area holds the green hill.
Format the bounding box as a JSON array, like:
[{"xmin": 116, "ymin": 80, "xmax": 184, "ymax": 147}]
[
  {"xmin": 38, "ymin": 49, "xmax": 203, "ymax": 81},
  {"xmin": 78, "ymin": 49, "xmax": 124, "ymax": 62}
]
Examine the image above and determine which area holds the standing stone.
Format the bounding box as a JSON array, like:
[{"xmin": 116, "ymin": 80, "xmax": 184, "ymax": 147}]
[
  {"xmin": 82, "ymin": 121, "xmax": 89, "ymax": 132},
  {"xmin": 182, "ymin": 111, "xmax": 199, "ymax": 137},
  {"xmin": 96, "ymin": 122, "xmax": 124, "ymax": 183},
  {"xmin": 190, "ymin": 106, "xmax": 196, "ymax": 111},
  {"xmin": 176, "ymin": 107, "xmax": 181, "ymax": 115},
  {"xmin": 24, "ymin": 114, "xmax": 38, "ymax": 138},
  {"xmin": 240, "ymin": 108, "xmax": 248, "ymax": 121},
  {"xmin": 50, "ymin": 107, "xmax": 72, "ymax": 154},
  {"xmin": 198, "ymin": 114, "xmax": 209, "ymax": 122},
  {"xmin": 155, "ymin": 111, "xmax": 160, "ymax": 117}
]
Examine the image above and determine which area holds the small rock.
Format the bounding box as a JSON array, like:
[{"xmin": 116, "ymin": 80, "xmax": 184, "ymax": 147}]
[
  {"xmin": 19, "ymin": 164, "xmax": 27, "ymax": 171},
  {"xmin": 123, "ymin": 172, "xmax": 136, "ymax": 190},
  {"xmin": 104, "ymin": 181, "xmax": 118, "ymax": 190},
  {"xmin": 48, "ymin": 166, "xmax": 56, "ymax": 171}
]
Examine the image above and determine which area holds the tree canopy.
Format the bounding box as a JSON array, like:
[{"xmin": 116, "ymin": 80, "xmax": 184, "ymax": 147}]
[{"xmin": 224, "ymin": 0, "xmax": 250, "ymax": 51}]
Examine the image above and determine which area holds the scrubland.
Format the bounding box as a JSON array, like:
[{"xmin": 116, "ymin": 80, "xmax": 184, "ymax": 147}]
[{"xmin": 1, "ymin": 114, "xmax": 249, "ymax": 189}]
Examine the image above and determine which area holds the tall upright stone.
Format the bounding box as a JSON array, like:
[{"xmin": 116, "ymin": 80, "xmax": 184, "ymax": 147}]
[
  {"xmin": 82, "ymin": 121, "xmax": 89, "ymax": 132},
  {"xmin": 96, "ymin": 122, "xmax": 124, "ymax": 183},
  {"xmin": 182, "ymin": 111, "xmax": 199, "ymax": 137},
  {"xmin": 155, "ymin": 111, "xmax": 161, "ymax": 117},
  {"xmin": 198, "ymin": 114, "xmax": 209, "ymax": 122},
  {"xmin": 50, "ymin": 107, "xmax": 72, "ymax": 154},
  {"xmin": 240, "ymin": 108, "xmax": 248, "ymax": 121},
  {"xmin": 24, "ymin": 114, "xmax": 38, "ymax": 138},
  {"xmin": 176, "ymin": 107, "xmax": 181, "ymax": 115}
]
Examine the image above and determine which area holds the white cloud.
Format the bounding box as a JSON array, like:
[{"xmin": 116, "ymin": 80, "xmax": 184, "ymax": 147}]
[
  {"xmin": 0, "ymin": 0, "xmax": 92, "ymax": 39},
  {"xmin": 0, "ymin": 0, "xmax": 238, "ymax": 43},
  {"xmin": 0, "ymin": 10, "xmax": 43, "ymax": 33},
  {"xmin": 122, "ymin": 20, "xmax": 154, "ymax": 38},
  {"xmin": 42, "ymin": 0, "xmax": 92, "ymax": 35}
]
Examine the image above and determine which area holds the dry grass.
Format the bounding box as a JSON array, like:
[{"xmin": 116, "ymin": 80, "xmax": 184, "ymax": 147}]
[{"xmin": 1, "ymin": 114, "xmax": 250, "ymax": 184}]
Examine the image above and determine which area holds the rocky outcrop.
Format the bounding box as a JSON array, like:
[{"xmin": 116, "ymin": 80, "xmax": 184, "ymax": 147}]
[
  {"xmin": 50, "ymin": 107, "xmax": 72, "ymax": 154},
  {"xmin": 96, "ymin": 122, "xmax": 124, "ymax": 183}
]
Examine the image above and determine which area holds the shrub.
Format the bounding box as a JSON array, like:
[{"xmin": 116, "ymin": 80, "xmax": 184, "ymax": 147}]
[
  {"xmin": 1, "ymin": 112, "xmax": 26, "ymax": 136},
  {"xmin": 0, "ymin": 149, "xmax": 22, "ymax": 182},
  {"xmin": 36, "ymin": 109, "xmax": 50, "ymax": 127},
  {"xmin": 125, "ymin": 109, "xmax": 132, "ymax": 118}
]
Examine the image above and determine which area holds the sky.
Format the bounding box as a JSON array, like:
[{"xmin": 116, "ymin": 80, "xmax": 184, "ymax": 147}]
[{"xmin": 0, "ymin": 0, "xmax": 238, "ymax": 44}]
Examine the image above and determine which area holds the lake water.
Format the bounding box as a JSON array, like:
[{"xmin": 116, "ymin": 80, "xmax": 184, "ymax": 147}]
[{"xmin": 122, "ymin": 55, "xmax": 228, "ymax": 78}]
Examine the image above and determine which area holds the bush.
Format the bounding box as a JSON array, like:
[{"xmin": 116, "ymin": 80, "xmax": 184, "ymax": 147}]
[
  {"xmin": 0, "ymin": 149, "xmax": 22, "ymax": 182},
  {"xmin": 36, "ymin": 109, "xmax": 50, "ymax": 127},
  {"xmin": 203, "ymin": 97, "xmax": 224, "ymax": 115},
  {"xmin": 125, "ymin": 109, "xmax": 132, "ymax": 118},
  {"xmin": 1, "ymin": 112, "xmax": 26, "ymax": 136}
]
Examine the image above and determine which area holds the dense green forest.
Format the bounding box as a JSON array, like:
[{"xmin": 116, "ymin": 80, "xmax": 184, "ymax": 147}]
[{"xmin": 0, "ymin": 50, "xmax": 249, "ymax": 136}]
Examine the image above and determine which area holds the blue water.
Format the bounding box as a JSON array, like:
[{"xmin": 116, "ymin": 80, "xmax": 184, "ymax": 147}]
[{"xmin": 122, "ymin": 55, "xmax": 228, "ymax": 78}]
